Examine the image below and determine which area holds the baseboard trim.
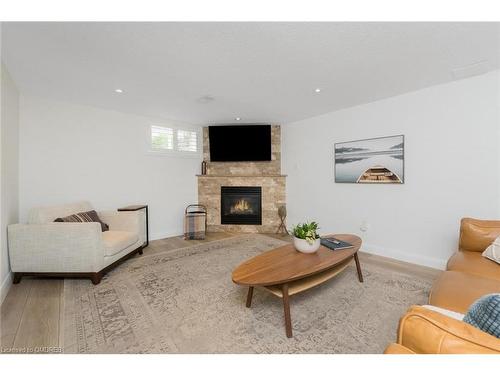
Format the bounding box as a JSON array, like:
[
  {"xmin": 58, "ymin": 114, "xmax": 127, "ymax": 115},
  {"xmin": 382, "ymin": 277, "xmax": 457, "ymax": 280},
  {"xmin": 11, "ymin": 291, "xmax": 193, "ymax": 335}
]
[
  {"xmin": 361, "ymin": 243, "xmax": 447, "ymax": 270},
  {"xmin": 0, "ymin": 271, "xmax": 13, "ymax": 305}
]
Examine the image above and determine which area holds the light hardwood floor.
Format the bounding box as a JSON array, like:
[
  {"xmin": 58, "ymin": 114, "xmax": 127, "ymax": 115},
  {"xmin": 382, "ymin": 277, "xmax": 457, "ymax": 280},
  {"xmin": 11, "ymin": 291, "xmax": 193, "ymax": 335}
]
[{"xmin": 0, "ymin": 232, "xmax": 440, "ymax": 353}]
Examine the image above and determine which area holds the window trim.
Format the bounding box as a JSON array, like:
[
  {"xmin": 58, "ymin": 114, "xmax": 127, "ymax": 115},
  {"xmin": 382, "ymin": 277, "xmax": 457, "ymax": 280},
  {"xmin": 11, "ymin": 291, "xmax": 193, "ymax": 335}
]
[{"xmin": 148, "ymin": 123, "xmax": 201, "ymax": 158}]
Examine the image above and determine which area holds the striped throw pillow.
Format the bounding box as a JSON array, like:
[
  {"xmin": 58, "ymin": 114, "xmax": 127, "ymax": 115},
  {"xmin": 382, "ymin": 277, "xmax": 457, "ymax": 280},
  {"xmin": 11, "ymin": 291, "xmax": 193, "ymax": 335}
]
[{"xmin": 54, "ymin": 210, "xmax": 109, "ymax": 232}]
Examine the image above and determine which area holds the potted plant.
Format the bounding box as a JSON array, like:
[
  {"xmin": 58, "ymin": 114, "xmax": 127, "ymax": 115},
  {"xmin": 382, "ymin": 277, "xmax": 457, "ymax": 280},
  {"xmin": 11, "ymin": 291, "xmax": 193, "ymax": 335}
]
[{"xmin": 291, "ymin": 221, "xmax": 321, "ymax": 253}]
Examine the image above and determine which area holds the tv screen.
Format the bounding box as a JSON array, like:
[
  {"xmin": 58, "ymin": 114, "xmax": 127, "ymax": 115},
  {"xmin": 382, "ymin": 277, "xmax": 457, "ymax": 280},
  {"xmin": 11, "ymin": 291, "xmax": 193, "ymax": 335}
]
[{"xmin": 209, "ymin": 125, "xmax": 271, "ymax": 162}]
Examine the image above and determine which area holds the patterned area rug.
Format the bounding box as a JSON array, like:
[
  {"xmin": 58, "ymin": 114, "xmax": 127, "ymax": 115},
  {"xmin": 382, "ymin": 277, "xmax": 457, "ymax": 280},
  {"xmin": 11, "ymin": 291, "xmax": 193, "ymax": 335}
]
[{"xmin": 63, "ymin": 234, "xmax": 431, "ymax": 353}]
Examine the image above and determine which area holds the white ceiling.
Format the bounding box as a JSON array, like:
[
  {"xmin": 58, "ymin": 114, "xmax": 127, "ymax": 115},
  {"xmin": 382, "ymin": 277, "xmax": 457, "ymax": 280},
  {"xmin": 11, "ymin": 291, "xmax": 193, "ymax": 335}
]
[{"xmin": 2, "ymin": 22, "xmax": 499, "ymax": 125}]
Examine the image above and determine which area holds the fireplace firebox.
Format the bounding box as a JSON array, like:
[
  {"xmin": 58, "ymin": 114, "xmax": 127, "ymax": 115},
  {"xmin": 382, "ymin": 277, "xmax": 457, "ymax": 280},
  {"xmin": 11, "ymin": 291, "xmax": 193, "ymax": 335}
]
[{"xmin": 221, "ymin": 186, "xmax": 262, "ymax": 225}]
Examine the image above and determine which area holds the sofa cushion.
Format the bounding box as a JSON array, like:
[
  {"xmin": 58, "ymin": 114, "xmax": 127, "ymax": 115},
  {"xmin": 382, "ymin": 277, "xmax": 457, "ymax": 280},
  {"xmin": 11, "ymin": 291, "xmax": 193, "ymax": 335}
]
[
  {"xmin": 102, "ymin": 231, "xmax": 139, "ymax": 257},
  {"xmin": 429, "ymin": 271, "xmax": 500, "ymax": 314},
  {"xmin": 459, "ymin": 218, "xmax": 500, "ymax": 252},
  {"xmin": 54, "ymin": 210, "xmax": 109, "ymax": 232},
  {"xmin": 28, "ymin": 201, "xmax": 93, "ymax": 224},
  {"xmin": 447, "ymin": 251, "xmax": 500, "ymax": 281}
]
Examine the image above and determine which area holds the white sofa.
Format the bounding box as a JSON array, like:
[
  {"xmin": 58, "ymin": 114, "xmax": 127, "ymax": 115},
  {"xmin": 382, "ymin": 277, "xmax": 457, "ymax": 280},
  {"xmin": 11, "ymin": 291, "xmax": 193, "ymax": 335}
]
[{"xmin": 8, "ymin": 201, "xmax": 146, "ymax": 284}]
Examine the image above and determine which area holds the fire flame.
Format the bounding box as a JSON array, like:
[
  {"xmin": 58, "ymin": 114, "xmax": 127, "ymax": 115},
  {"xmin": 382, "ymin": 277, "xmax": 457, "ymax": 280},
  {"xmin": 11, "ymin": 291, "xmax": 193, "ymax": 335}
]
[{"xmin": 230, "ymin": 199, "xmax": 253, "ymax": 214}]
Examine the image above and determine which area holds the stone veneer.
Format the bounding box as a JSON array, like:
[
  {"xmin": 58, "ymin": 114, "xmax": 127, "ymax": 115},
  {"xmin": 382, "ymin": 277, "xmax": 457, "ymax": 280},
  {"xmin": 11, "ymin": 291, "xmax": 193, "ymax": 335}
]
[{"xmin": 197, "ymin": 125, "xmax": 286, "ymax": 233}]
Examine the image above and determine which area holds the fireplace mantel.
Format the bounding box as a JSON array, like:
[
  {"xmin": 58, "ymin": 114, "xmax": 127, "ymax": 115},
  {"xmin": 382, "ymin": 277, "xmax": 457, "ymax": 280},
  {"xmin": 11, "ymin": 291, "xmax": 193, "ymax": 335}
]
[{"xmin": 197, "ymin": 125, "xmax": 286, "ymax": 233}]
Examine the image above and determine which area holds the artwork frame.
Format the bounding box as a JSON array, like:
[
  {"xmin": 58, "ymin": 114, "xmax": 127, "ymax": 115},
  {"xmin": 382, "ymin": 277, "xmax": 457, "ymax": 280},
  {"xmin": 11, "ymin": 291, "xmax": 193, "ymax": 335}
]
[{"xmin": 334, "ymin": 135, "xmax": 405, "ymax": 184}]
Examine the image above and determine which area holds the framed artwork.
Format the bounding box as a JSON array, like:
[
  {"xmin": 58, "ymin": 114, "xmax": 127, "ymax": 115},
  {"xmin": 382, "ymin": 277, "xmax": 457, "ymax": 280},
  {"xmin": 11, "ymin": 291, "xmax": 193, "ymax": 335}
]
[{"xmin": 334, "ymin": 135, "xmax": 404, "ymax": 184}]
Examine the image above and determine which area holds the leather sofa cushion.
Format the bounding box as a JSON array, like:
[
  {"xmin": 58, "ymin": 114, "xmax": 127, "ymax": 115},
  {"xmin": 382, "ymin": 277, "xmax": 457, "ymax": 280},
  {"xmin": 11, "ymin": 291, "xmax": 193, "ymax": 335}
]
[
  {"xmin": 429, "ymin": 271, "xmax": 500, "ymax": 314},
  {"xmin": 459, "ymin": 218, "xmax": 500, "ymax": 252},
  {"xmin": 447, "ymin": 251, "xmax": 500, "ymax": 281},
  {"xmin": 102, "ymin": 231, "xmax": 138, "ymax": 257}
]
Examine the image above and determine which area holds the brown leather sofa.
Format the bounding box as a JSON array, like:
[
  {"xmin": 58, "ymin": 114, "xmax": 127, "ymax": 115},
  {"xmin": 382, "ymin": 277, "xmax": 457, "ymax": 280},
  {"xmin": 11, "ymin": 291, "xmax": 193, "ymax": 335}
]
[{"xmin": 385, "ymin": 218, "xmax": 500, "ymax": 354}]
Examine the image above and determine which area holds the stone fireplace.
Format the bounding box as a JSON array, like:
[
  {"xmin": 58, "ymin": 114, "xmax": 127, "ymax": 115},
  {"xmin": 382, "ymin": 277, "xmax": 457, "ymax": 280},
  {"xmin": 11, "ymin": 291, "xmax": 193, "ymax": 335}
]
[{"xmin": 197, "ymin": 125, "xmax": 286, "ymax": 233}]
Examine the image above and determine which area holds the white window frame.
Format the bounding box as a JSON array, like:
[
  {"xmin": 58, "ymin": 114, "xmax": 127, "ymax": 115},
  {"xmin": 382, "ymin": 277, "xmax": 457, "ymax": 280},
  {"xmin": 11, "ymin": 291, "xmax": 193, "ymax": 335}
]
[{"xmin": 148, "ymin": 123, "xmax": 201, "ymax": 158}]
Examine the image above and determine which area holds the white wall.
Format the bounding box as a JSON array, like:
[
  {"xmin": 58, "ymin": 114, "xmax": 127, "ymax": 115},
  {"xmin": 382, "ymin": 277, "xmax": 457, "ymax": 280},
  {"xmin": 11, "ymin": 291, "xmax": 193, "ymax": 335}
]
[
  {"xmin": 1, "ymin": 63, "xmax": 20, "ymax": 303},
  {"xmin": 19, "ymin": 96, "xmax": 201, "ymax": 240},
  {"xmin": 283, "ymin": 71, "xmax": 500, "ymax": 269}
]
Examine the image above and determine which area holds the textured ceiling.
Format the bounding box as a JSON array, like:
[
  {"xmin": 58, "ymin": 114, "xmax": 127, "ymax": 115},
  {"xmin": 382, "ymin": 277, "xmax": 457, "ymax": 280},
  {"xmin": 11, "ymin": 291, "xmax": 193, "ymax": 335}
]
[{"xmin": 2, "ymin": 22, "xmax": 499, "ymax": 124}]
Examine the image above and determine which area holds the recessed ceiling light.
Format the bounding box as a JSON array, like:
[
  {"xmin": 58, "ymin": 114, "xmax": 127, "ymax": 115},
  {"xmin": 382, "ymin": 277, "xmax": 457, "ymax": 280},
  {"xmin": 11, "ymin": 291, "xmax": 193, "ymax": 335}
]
[
  {"xmin": 115, "ymin": 89, "xmax": 124, "ymax": 93},
  {"xmin": 314, "ymin": 88, "xmax": 321, "ymax": 93},
  {"xmin": 235, "ymin": 117, "xmax": 241, "ymax": 121}
]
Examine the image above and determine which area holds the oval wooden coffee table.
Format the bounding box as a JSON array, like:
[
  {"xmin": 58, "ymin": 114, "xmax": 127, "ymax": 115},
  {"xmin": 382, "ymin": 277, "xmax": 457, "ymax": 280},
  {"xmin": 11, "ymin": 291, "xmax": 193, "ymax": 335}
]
[{"xmin": 232, "ymin": 234, "xmax": 363, "ymax": 338}]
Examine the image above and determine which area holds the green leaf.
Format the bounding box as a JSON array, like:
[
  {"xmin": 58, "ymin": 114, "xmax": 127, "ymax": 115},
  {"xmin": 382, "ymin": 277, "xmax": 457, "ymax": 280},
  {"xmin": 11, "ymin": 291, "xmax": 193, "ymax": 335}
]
[{"xmin": 290, "ymin": 221, "xmax": 320, "ymax": 241}]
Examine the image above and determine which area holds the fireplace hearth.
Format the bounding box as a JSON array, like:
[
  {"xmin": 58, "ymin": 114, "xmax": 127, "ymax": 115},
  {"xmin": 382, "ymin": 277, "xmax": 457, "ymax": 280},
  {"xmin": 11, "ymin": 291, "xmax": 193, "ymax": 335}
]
[{"xmin": 221, "ymin": 186, "xmax": 262, "ymax": 225}]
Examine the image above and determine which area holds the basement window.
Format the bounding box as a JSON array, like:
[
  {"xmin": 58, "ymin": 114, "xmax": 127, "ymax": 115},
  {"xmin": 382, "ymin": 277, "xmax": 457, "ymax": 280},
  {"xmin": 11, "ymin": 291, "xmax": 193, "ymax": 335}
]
[
  {"xmin": 151, "ymin": 125, "xmax": 174, "ymax": 151},
  {"xmin": 177, "ymin": 129, "xmax": 198, "ymax": 152},
  {"xmin": 150, "ymin": 125, "xmax": 200, "ymax": 155}
]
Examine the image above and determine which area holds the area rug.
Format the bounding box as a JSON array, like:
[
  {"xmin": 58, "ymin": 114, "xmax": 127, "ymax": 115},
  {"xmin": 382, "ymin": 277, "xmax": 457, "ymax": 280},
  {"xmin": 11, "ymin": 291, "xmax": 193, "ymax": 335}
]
[{"xmin": 62, "ymin": 234, "xmax": 432, "ymax": 353}]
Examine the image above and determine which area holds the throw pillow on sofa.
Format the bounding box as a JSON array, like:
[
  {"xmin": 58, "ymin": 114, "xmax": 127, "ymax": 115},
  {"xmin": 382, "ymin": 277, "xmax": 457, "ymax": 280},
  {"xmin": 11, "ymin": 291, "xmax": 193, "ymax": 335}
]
[
  {"xmin": 54, "ymin": 210, "xmax": 109, "ymax": 232},
  {"xmin": 482, "ymin": 236, "xmax": 500, "ymax": 264},
  {"xmin": 463, "ymin": 293, "xmax": 500, "ymax": 338}
]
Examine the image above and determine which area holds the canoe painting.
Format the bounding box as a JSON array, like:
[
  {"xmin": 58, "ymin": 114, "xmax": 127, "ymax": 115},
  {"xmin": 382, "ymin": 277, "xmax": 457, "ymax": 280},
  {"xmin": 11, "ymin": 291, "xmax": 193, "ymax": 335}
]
[
  {"xmin": 334, "ymin": 135, "xmax": 404, "ymax": 184},
  {"xmin": 357, "ymin": 165, "xmax": 402, "ymax": 183}
]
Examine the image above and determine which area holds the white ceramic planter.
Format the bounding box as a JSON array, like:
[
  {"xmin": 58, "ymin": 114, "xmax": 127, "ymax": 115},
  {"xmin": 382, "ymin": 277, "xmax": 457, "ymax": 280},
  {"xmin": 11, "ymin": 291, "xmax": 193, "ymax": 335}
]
[{"xmin": 293, "ymin": 237, "xmax": 321, "ymax": 254}]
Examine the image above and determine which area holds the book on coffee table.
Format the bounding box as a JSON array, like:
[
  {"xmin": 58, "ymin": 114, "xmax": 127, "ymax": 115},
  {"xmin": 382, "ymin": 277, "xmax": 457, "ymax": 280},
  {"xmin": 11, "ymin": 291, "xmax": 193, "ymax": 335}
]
[{"xmin": 320, "ymin": 237, "xmax": 354, "ymax": 251}]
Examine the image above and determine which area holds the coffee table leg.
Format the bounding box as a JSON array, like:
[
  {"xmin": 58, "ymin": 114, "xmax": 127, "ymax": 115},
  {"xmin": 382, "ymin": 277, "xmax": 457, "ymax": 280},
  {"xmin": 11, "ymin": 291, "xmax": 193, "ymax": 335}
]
[
  {"xmin": 282, "ymin": 283, "xmax": 293, "ymax": 338},
  {"xmin": 354, "ymin": 252, "xmax": 364, "ymax": 283},
  {"xmin": 246, "ymin": 286, "xmax": 254, "ymax": 308}
]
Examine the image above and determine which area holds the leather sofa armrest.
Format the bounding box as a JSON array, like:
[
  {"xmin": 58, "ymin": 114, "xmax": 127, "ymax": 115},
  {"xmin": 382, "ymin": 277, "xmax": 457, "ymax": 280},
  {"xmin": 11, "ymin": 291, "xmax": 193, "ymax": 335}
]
[
  {"xmin": 397, "ymin": 306, "xmax": 500, "ymax": 354},
  {"xmin": 384, "ymin": 343, "xmax": 415, "ymax": 354},
  {"xmin": 459, "ymin": 218, "xmax": 500, "ymax": 252}
]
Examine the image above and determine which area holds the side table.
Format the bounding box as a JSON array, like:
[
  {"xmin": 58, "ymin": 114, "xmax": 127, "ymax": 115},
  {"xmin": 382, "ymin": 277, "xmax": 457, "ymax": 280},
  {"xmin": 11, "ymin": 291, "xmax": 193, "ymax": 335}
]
[{"xmin": 117, "ymin": 204, "xmax": 149, "ymax": 247}]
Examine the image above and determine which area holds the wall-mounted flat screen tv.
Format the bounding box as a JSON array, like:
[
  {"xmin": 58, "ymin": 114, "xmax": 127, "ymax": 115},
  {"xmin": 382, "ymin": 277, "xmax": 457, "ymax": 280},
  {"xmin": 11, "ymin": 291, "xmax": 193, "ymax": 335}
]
[{"xmin": 209, "ymin": 125, "xmax": 271, "ymax": 162}]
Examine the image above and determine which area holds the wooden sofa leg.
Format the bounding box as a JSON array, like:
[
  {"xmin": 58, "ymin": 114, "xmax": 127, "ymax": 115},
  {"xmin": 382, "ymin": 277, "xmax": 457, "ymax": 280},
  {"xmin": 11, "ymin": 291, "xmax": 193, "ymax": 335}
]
[
  {"xmin": 91, "ymin": 272, "xmax": 102, "ymax": 285},
  {"xmin": 138, "ymin": 247, "xmax": 143, "ymax": 255},
  {"xmin": 13, "ymin": 273, "xmax": 22, "ymax": 284}
]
